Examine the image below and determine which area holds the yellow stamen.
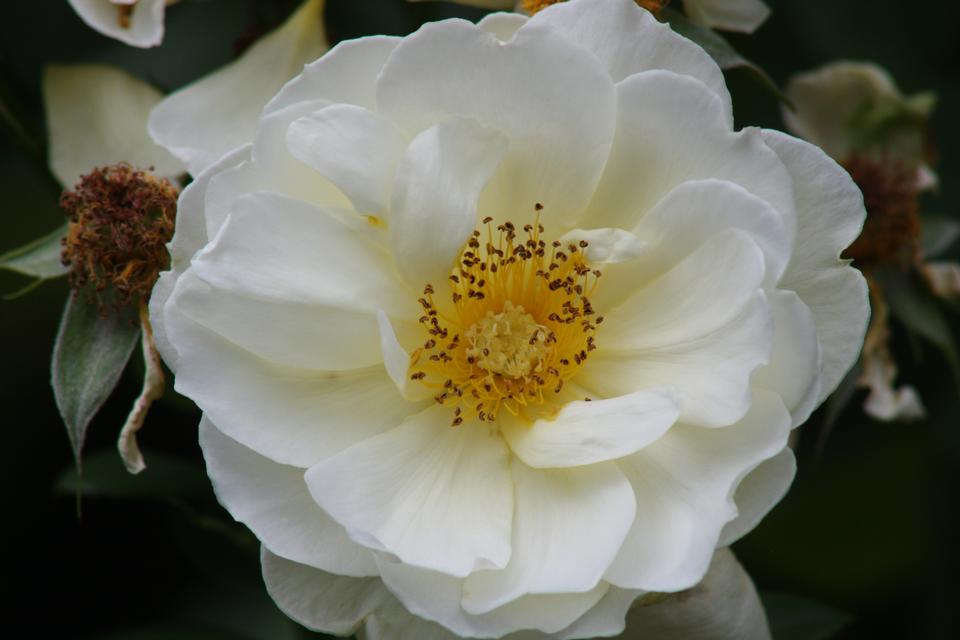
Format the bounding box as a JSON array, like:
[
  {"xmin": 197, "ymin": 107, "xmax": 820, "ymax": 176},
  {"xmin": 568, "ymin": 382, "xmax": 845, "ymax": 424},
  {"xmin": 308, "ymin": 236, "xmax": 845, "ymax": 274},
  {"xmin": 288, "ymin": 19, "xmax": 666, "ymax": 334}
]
[{"xmin": 408, "ymin": 208, "xmax": 602, "ymax": 426}]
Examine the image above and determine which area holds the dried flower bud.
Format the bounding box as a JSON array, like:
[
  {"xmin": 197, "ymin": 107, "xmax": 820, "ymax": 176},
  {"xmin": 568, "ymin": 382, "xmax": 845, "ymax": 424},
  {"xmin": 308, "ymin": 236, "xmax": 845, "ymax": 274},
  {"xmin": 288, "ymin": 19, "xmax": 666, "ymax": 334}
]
[
  {"xmin": 60, "ymin": 163, "xmax": 178, "ymax": 310},
  {"xmin": 842, "ymin": 155, "xmax": 921, "ymax": 270}
]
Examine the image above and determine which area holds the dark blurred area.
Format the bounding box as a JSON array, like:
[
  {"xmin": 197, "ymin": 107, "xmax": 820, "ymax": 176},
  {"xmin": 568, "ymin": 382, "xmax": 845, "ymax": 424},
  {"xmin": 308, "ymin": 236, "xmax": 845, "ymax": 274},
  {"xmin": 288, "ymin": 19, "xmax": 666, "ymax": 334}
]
[{"xmin": 1, "ymin": 1, "xmax": 958, "ymax": 638}]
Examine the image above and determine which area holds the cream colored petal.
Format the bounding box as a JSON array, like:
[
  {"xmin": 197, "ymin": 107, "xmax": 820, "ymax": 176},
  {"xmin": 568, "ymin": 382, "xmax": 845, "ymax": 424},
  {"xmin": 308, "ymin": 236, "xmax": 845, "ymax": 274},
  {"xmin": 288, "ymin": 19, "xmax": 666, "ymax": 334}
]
[
  {"xmin": 149, "ymin": 145, "xmax": 250, "ymax": 373},
  {"xmin": 764, "ymin": 130, "xmax": 869, "ymax": 404},
  {"xmin": 752, "ymin": 290, "xmax": 822, "ymax": 428},
  {"xmin": 584, "ymin": 71, "xmax": 794, "ymax": 232},
  {"xmin": 264, "ymin": 35, "xmax": 400, "ymax": 116},
  {"xmin": 286, "ymin": 104, "xmax": 407, "ymax": 215},
  {"xmin": 201, "ymin": 417, "xmax": 378, "ymax": 576},
  {"xmin": 379, "ymin": 560, "xmax": 608, "ymax": 638},
  {"xmin": 149, "ymin": 0, "xmax": 328, "ymax": 175},
  {"xmin": 477, "ymin": 11, "xmax": 529, "ymax": 42},
  {"xmin": 44, "ymin": 64, "xmax": 182, "ymax": 187},
  {"xmin": 261, "ymin": 548, "xmax": 390, "ymax": 636},
  {"xmin": 390, "ymin": 118, "xmax": 508, "ymax": 288},
  {"xmin": 377, "ymin": 17, "xmax": 616, "ymax": 227},
  {"xmin": 622, "ymin": 548, "xmax": 771, "ymax": 640},
  {"xmin": 461, "ymin": 460, "xmax": 635, "ymax": 611},
  {"xmin": 501, "ymin": 388, "xmax": 679, "ymax": 468},
  {"xmin": 682, "ymin": 0, "xmax": 770, "ymax": 34},
  {"xmin": 67, "ymin": 0, "xmax": 166, "ymax": 48},
  {"xmin": 605, "ymin": 390, "xmax": 789, "ymax": 592},
  {"xmin": 305, "ymin": 405, "xmax": 514, "ymax": 577},
  {"xmin": 163, "ymin": 300, "xmax": 416, "ymax": 467},
  {"xmin": 782, "ymin": 62, "xmax": 906, "ymax": 161},
  {"xmin": 527, "ymin": 0, "xmax": 732, "ymax": 125},
  {"xmin": 718, "ymin": 447, "xmax": 796, "ymax": 547},
  {"xmin": 923, "ymin": 261, "xmax": 960, "ymax": 301},
  {"xmin": 201, "ymin": 99, "xmax": 352, "ymax": 239}
]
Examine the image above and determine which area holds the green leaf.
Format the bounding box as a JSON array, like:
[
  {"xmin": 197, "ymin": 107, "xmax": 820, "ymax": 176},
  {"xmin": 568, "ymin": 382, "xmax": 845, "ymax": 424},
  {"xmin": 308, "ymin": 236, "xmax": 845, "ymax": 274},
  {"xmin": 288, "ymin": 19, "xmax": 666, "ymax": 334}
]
[
  {"xmin": 0, "ymin": 224, "xmax": 69, "ymax": 279},
  {"xmin": 51, "ymin": 293, "xmax": 141, "ymax": 468},
  {"xmin": 879, "ymin": 268, "xmax": 960, "ymax": 384},
  {"xmin": 55, "ymin": 449, "xmax": 208, "ymax": 500},
  {"xmin": 920, "ymin": 215, "xmax": 960, "ymax": 258},
  {"xmin": 661, "ymin": 8, "xmax": 791, "ymax": 107},
  {"xmin": 762, "ymin": 591, "xmax": 853, "ymax": 640}
]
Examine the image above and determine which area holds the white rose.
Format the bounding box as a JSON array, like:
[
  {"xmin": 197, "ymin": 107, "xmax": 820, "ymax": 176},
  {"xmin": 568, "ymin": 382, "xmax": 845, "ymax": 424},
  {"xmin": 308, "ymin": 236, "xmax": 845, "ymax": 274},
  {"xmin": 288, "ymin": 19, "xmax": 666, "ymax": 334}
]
[{"xmin": 149, "ymin": 0, "xmax": 868, "ymax": 636}]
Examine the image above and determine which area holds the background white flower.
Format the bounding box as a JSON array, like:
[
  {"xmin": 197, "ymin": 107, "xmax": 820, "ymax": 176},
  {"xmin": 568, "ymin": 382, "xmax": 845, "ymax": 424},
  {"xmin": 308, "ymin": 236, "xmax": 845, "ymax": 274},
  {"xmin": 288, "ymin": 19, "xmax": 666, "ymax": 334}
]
[
  {"xmin": 66, "ymin": 0, "xmax": 174, "ymax": 48},
  {"xmin": 682, "ymin": 0, "xmax": 769, "ymax": 33},
  {"xmin": 43, "ymin": 64, "xmax": 182, "ymax": 188},
  {"xmin": 149, "ymin": 0, "xmax": 867, "ymax": 636},
  {"xmin": 148, "ymin": 0, "xmax": 329, "ymax": 177}
]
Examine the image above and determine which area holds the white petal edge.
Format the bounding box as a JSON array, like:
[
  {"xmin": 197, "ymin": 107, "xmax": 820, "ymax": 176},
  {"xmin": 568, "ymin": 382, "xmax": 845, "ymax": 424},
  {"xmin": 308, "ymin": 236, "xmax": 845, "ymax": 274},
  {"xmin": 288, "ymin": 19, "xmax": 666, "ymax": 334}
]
[
  {"xmin": 623, "ymin": 548, "xmax": 771, "ymax": 640},
  {"xmin": 753, "ymin": 290, "xmax": 822, "ymax": 428},
  {"xmin": 718, "ymin": 447, "xmax": 796, "ymax": 547},
  {"xmin": 501, "ymin": 388, "xmax": 680, "ymax": 468},
  {"xmin": 376, "ymin": 16, "xmax": 616, "ymax": 226},
  {"xmin": 477, "ymin": 11, "xmax": 529, "ymax": 42},
  {"xmin": 526, "ymin": 0, "xmax": 732, "ymax": 126},
  {"xmin": 150, "ymin": 144, "xmax": 250, "ymax": 372},
  {"xmin": 377, "ymin": 310, "xmax": 436, "ymax": 402},
  {"xmin": 264, "ymin": 35, "xmax": 401, "ymax": 116},
  {"xmin": 390, "ymin": 117, "xmax": 508, "ymax": 288},
  {"xmin": 199, "ymin": 416, "xmax": 377, "ymax": 576},
  {"xmin": 379, "ymin": 559, "xmax": 608, "ymax": 638},
  {"xmin": 163, "ymin": 301, "xmax": 415, "ymax": 467},
  {"xmin": 286, "ymin": 104, "xmax": 406, "ymax": 215},
  {"xmin": 305, "ymin": 405, "xmax": 514, "ymax": 577},
  {"xmin": 462, "ymin": 460, "xmax": 635, "ymax": 612},
  {"xmin": 181, "ymin": 192, "xmax": 412, "ymax": 371},
  {"xmin": 261, "ymin": 547, "xmax": 390, "ymax": 636},
  {"xmin": 583, "ymin": 70, "xmax": 794, "ymax": 232},
  {"xmin": 604, "ymin": 389, "xmax": 790, "ymax": 592},
  {"xmin": 149, "ymin": 0, "xmax": 328, "ymax": 175},
  {"xmin": 764, "ymin": 129, "xmax": 869, "ymax": 403}
]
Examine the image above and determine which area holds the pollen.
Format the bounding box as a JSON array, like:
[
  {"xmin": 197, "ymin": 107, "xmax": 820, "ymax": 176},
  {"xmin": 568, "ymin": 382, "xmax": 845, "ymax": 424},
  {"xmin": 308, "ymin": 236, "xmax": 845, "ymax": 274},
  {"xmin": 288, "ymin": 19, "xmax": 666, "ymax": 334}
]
[
  {"xmin": 408, "ymin": 207, "xmax": 602, "ymax": 426},
  {"xmin": 465, "ymin": 302, "xmax": 551, "ymax": 379}
]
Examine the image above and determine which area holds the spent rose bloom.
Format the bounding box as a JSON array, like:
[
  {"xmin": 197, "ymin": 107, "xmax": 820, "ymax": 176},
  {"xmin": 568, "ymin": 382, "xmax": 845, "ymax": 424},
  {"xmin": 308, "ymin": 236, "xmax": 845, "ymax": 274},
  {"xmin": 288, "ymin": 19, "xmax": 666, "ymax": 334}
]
[
  {"xmin": 784, "ymin": 61, "xmax": 955, "ymax": 423},
  {"xmin": 149, "ymin": 0, "xmax": 868, "ymax": 636}
]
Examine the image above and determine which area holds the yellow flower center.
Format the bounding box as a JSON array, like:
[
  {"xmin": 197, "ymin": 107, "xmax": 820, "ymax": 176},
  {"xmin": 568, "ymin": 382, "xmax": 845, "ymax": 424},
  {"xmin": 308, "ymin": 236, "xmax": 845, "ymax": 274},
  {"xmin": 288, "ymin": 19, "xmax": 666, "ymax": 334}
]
[{"xmin": 409, "ymin": 210, "xmax": 602, "ymax": 426}]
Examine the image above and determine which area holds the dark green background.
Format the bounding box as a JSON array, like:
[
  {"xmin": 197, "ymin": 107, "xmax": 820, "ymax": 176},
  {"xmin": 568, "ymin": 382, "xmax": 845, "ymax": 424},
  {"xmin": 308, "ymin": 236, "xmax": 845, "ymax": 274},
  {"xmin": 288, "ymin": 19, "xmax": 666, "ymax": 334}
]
[{"xmin": 2, "ymin": 1, "xmax": 959, "ymax": 638}]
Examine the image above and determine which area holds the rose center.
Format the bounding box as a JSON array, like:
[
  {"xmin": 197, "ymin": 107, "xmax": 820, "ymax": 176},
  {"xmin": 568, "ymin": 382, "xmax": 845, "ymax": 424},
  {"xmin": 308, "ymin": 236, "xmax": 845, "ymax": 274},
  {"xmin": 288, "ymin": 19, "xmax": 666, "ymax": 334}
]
[
  {"xmin": 465, "ymin": 302, "xmax": 551, "ymax": 379},
  {"xmin": 408, "ymin": 211, "xmax": 602, "ymax": 426}
]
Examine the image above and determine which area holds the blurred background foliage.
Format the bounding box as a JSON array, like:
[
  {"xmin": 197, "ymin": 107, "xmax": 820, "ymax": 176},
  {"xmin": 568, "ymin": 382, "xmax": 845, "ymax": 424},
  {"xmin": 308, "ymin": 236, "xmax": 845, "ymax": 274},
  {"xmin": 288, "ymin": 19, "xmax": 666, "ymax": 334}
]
[{"xmin": 1, "ymin": 1, "xmax": 959, "ymax": 638}]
